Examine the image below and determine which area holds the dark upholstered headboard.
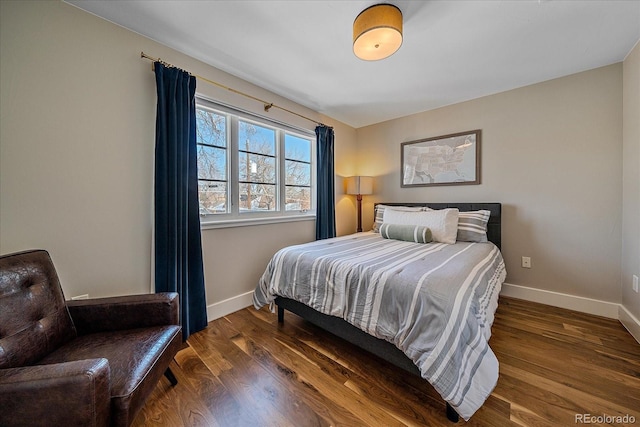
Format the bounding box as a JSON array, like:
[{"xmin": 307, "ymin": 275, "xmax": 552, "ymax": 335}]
[{"xmin": 375, "ymin": 202, "xmax": 502, "ymax": 249}]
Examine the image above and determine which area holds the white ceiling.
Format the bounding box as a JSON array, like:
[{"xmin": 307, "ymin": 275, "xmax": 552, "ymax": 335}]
[{"xmin": 67, "ymin": 1, "xmax": 640, "ymax": 128}]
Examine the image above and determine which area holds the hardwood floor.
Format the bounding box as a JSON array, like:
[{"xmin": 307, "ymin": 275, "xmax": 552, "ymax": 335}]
[{"xmin": 132, "ymin": 297, "xmax": 640, "ymax": 426}]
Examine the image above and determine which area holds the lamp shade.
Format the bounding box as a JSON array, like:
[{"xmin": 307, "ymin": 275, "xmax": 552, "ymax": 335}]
[
  {"xmin": 353, "ymin": 4, "xmax": 403, "ymax": 61},
  {"xmin": 346, "ymin": 176, "xmax": 373, "ymax": 195}
]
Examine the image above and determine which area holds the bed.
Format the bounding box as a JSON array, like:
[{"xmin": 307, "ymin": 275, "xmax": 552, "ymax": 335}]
[{"xmin": 253, "ymin": 202, "xmax": 505, "ymax": 422}]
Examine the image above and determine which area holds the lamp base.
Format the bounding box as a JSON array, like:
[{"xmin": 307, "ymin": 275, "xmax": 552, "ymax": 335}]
[{"xmin": 356, "ymin": 194, "xmax": 363, "ymax": 233}]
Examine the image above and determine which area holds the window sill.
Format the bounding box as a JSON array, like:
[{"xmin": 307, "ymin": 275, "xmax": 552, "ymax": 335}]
[{"xmin": 200, "ymin": 213, "xmax": 316, "ymax": 230}]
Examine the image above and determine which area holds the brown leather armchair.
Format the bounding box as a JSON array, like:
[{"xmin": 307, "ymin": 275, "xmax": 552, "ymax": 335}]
[{"xmin": 0, "ymin": 249, "xmax": 183, "ymax": 427}]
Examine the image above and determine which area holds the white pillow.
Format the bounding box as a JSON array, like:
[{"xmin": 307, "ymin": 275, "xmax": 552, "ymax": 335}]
[
  {"xmin": 372, "ymin": 204, "xmax": 423, "ymax": 232},
  {"xmin": 383, "ymin": 208, "xmax": 459, "ymax": 244}
]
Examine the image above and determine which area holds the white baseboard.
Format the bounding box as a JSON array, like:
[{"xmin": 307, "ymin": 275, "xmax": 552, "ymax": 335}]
[
  {"xmin": 206, "ymin": 291, "xmax": 254, "ymax": 321},
  {"xmin": 619, "ymin": 305, "xmax": 640, "ymax": 344},
  {"xmin": 500, "ymin": 282, "xmax": 620, "ymax": 319}
]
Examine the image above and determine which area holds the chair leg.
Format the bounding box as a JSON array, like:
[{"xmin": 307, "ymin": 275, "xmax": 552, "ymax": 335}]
[{"xmin": 164, "ymin": 367, "xmax": 178, "ymax": 386}]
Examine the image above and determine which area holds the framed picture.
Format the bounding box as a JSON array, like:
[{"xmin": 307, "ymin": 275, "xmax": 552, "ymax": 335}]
[{"xmin": 401, "ymin": 129, "xmax": 481, "ymax": 187}]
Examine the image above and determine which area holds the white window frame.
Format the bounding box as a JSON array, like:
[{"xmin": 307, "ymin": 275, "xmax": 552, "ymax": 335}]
[{"xmin": 196, "ymin": 96, "xmax": 316, "ymax": 229}]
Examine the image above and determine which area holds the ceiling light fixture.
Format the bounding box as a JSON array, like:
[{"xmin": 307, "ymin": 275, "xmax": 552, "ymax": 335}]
[{"xmin": 353, "ymin": 4, "xmax": 403, "ymax": 61}]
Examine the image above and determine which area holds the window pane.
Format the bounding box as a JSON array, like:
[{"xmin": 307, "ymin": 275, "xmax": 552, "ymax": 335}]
[
  {"xmin": 239, "ymin": 153, "xmax": 276, "ymax": 183},
  {"xmin": 285, "ymin": 160, "xmax": 310, "ymax": 186},
  {"xmin": 196, "ymin": 109, "xmax": 226, "ymax": 147},
  {"xmin": 197, "ymin": 145, "xmax": 226, "ymax": 181},
  {"xmin": 285, "ymin": 134, "xmax": 311, "ymax": 162},
  {"xmin": 239, "ymin": 183, "xmax": 276, "ymax": 212},
  {"xmin": 239, "ymin": 121, "xmax": 275, "ymax": 155},
  {"xmin": 199, "ymin": 181, "xmax": 227, "ymax": 214},
  {"xmin": 286, "ymin": 186, "xmax": 311, "ymax": 211}
]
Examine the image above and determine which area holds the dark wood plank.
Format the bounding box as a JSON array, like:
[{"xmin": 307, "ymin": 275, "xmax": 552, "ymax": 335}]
[
  {"xmin": 132, "ymin": 357, "xmax": 217, "ymax": 427},
  {"xmin": 234, "ymin": 309, "xmax": 448, "ymax": 426},
  {"xmin": 132, "ymin": 297, "xmax": 640, "ymax": 426}
]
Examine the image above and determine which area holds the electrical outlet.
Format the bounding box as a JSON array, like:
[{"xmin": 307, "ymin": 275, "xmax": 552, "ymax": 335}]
[
  {"xmin": 71, "ymin": 294, "xmax": 89, "ymax": 300},
  {"xmin": 521, "ymin": 256, "xmax": 531, "ymax": 268},
  {"xmin": 633, "ymin": 275, "xmax": 639, "ymax": 293}
]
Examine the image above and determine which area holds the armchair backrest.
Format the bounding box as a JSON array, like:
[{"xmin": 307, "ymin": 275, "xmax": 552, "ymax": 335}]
[{"xmin": 0, "ymin": 250, "xmax": 77, "ymax": 368}]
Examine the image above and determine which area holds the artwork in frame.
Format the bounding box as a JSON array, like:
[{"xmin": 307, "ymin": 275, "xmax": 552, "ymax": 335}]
[{"xmin": 401, "ymin": 130, "xmax": 481, "ymax": 187}]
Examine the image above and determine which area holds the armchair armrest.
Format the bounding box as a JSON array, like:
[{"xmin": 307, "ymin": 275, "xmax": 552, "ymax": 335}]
[
  {"xmin": 0, "ymin": 359, "xmax": 111, "ymax": 427},
  {"xmin": 67, "ymin": 292, "xmax": 179, "ymax": 335}
]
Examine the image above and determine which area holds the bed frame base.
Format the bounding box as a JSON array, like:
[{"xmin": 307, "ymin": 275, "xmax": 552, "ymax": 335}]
[
  {"xmin": 276, "ymin": 304, "xmax": 460, "ymax": 423},
  {"xmin": 446, "ymin": 402, "xmax": 460, "ymax": 423}
]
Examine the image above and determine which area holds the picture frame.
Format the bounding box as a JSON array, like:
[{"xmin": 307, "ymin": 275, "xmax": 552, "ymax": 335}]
[{"xmin": 401, "ymin": 129, "xmax": 481, "ymax": 187}]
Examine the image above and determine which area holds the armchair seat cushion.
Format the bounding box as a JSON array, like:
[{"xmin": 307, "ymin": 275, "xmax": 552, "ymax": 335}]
[{"xmin": 38, "ymin": 325, "xmax": 181, "ymax": 426}]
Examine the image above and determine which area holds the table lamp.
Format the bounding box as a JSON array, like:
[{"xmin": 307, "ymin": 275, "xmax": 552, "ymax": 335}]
[{"xmin": 346, "ymin": 176, "xmax": 373, "ymax": 232}]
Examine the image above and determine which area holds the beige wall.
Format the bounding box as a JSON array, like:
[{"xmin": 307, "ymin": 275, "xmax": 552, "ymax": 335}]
[
  {"xmin": 0, "ymin": 1, "xmax": 357, "ymax": 305},
  {"xmin": 622, "ymin": 41, "xmax": 640, "ymax": 320},
  {"xmin": 332, "ymin": 119, "xmax": 359, "ymax": 237},
  {"xmin": 356, "ymin": 65, "xmax": 623, "ymax": 303},
  {"xmin": 1, "ymin": 0, "xmax": 635, "ymax": 321}
]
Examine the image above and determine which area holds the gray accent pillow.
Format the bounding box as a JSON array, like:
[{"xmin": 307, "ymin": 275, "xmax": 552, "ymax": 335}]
[
  {"xmin": 379, "ymin": 223, "xmax": 432, "ymax": 244},
  {"xmin": 456, "ymin": 210, "xmax": 490, "ymax": 242}
]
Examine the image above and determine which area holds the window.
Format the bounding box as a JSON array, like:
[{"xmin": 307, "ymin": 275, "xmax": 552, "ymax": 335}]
[
  {"xmin": 196, "ymin": 109, "xmax": 227, "ymax": 215},
  {"xmin": 238, "ymin": 120, "xmax": 277, "ymax": 212},
  {"xmin": 196, "ymin": 98, "xmax": 315, "ymax": 226},
  {"xmin": 284, "ymin": 134, "xmax": 312, "ymax": 211}
]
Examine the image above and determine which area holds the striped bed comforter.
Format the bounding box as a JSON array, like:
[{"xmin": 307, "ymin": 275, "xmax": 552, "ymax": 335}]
[{"xmin": 253, "ymin": 232, "xmax": 506, "ymax": 420}]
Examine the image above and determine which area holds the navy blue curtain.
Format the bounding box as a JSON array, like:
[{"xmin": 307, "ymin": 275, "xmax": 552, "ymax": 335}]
[
  {"xmin": 153, "ymin": 62, "xmax": 207, "ymax": 340},
  {"xmin": 315, "ymin": 125, "xmax": 336, "ymax": 240}
]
